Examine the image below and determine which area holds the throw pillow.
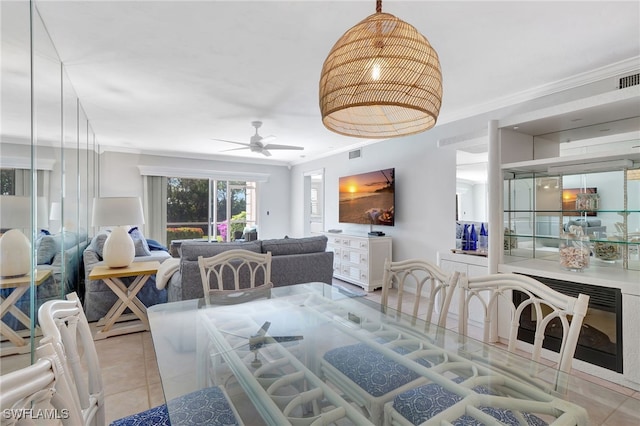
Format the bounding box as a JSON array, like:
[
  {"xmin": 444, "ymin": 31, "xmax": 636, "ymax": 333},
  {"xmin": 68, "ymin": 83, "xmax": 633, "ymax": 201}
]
[
  {"xmin": 36, "ymin": 235, "xmax": 61, "ymax": 265},
  {"xmin": 146, "ymin": 238, "xmax": 169, "ymax": 252},
  {"xmin": 88, "ymin": 232, "xmax": 110, "ymax": 259},
  {"xmin": 35, "ymin": 229, "xmax": 51, "ymax": 261},
  {"xmin": 129, "ymin": 227, "xmax": 152, "ymax": 257}
]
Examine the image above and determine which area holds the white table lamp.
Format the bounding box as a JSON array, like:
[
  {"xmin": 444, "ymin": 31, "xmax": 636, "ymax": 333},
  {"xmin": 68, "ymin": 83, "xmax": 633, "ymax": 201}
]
[
  {"xmin": 0, "ymin": 196, "xmax": 31, "ymax": 277},
  {"xmin": 49, "ymin": 201, "xmax": 62, "ymax": 233},
  {"xmin": 92, "ymin": 197, "xmax": 145, "ymax": 268}
]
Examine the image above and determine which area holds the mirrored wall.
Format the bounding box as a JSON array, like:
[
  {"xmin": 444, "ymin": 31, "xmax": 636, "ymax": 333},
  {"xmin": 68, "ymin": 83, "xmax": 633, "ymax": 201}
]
[
  {"xmin": 0, "ymin": 0, "xmax": 97, "ymax": 372},
  {"xmin": 503, "ymin": 169, "xmax": 640, "ymax": 271}
]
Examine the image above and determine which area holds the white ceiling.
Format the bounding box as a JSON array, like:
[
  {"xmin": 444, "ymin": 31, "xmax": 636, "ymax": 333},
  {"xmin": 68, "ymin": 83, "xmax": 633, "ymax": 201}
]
[{"xmin": 3, "ymin": 1, "xmax": 640, "ymax": 166}]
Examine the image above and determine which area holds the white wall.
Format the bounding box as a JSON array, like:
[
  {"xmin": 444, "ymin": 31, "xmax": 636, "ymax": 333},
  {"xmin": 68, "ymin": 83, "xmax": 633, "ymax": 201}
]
[
  {"xmin": 98, "ymin": 151, "xmax": 292, "ymax": 239},
  {"xmin": 456, "ymin": 181, "xmax": 488, "ymax": 223},
  {"xmin": 290, "ymin": 127, "xmax": 458, "ymax": 263}
]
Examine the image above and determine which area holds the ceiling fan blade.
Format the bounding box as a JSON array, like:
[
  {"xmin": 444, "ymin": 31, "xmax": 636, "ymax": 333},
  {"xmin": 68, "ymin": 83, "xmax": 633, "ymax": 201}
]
[
  {"xmin": 261, "ymin": 149, "xmax": 272, "ymax": 157},
  {"xmin": 263, "ymin": 144, "xmax": 304, "ymax": 151},
  {"xmin": 270, "ymin": 335, "xmax": 304, "ymax": 343},
  {"xmin": 220, "ymin": 147, "xmax": 249, "ymax": 153},
  {"xmin": 211, "ymin": 138, "xmax": 251, "ymax": 147},
  {"xmin": 256, "ymin": 321, "xmax": 271, "ymax": 336}
]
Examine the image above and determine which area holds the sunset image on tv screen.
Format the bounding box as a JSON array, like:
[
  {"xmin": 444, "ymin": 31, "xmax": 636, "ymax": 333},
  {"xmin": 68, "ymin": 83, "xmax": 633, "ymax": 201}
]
[{"xmin": 339, "ymin": 168, "xmax": 394, "ymax": 226}]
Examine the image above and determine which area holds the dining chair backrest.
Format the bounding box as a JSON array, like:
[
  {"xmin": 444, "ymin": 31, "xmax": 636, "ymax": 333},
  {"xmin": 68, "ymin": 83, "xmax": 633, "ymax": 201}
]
[
  {"xmin": 0, "ymin": 341, "xmax": 84, "ymax": 426},
  {"xmin": 381, "ymin": 258, "xmax": 460, "ymax": 328},
  {"xmin": 458, "ymin": 272, "xmax": 590, "ymax": 375},
  {"xmin": 198, "ymin": 249, "xmax": 273, "ymax": 305},
  {"xmin": 38, "ymin": 293, "xmax": 105, "ymax": 426}
]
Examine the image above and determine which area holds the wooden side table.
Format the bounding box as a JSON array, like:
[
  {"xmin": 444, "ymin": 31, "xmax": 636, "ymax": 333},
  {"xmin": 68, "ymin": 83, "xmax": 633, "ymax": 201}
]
[
  {"xmin": 0, "ymin": 269, "xmax": 52, "ymax": 356},
  {"xmin": 89, "ymin": 260, "xmax": 160, "ymax": 340}
]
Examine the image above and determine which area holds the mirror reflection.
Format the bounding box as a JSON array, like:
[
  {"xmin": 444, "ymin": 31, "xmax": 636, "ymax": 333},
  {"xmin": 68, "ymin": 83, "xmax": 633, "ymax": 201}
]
[
  {"xmin": 0, "ymin": 2, "xmax": 97, "ymax": 372},
  {"xmin": 503, "ymin": 169, "xmax": 639, "ymax": 271}
]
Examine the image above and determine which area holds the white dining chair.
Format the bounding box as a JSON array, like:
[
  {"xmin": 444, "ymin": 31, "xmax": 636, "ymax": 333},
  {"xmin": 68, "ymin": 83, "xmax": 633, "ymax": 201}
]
[
  {"xmin": 456, "ymin": 273, "xmax": 589, "ymax": 376},
  {"xmin": 0, "ymin": 341, "xmax": 83, "ymax": 426},
  {"xmin": 38, "ymin": 292, "xmax": 243, "ymax": 426},
  {"xmin": 321, "ymin": 258, "xmax": 460, "ymax": 425},
  {"xmin": 384, "ymin": 272, "xmax": 590, "ymax": 426},
  {"xmin": 198, "ymin": 249, "xmax": 273, "ymax": 306}
]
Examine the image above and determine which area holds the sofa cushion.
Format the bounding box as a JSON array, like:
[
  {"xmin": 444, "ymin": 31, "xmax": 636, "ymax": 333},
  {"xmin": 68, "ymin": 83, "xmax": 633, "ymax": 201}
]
[
  {"xmin": 180, "ymin": 241, "xmax": 262, "ymax": 261},
  {"xmin": 261, "ymin": 236, "xmax": 327, "ymax": 256}
]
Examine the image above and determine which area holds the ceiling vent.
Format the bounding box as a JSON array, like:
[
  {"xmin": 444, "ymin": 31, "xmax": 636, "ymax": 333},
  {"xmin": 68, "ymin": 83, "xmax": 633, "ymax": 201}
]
[
  {"xmin": 348, "ymin": 149, "xmax": 361, "ymax": 160},
  {"xmin": 619, "ymin": 73, "xmax": 639, "ymax": 89}
]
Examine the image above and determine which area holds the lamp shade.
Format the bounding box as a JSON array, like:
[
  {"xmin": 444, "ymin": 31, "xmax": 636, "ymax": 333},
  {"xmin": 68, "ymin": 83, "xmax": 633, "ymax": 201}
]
[
  {"xmin": 49, "ymin": 201, "xmax": 61, "ymax": 221},
  {"xmin": 319, "ymin": 6, "xmax": 442, "ymax": 138},
  {"xmin": 92, "ymin": 197, "xmax": 145, "ymax": 227},
  {"xmin": 0, "ymin": 196, "xmax": 30, "ymax": 228},
  {"xmin": 36, "ymin": 197, "xmax": 48, "ymax": 230}
]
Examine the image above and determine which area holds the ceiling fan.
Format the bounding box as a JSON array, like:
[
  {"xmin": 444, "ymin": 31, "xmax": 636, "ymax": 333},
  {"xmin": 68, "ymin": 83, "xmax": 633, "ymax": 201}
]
[
  {"xmin": 219, "ymin": 321, "xmax": 304, "ymax": 368},
  {"xmin": 213, "ymin": 121, "xmax": 304, "ymax": 157}
]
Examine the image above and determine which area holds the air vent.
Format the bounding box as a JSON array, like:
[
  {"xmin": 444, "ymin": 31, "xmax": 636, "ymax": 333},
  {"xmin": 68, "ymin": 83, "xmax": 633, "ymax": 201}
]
[
  {"xmin": 348, "ymin": 149, "xmax": 361, "ymax": 160},
  {"xmin": 619, "ymin": 73, "xmax": 639, "ymax": 89}
]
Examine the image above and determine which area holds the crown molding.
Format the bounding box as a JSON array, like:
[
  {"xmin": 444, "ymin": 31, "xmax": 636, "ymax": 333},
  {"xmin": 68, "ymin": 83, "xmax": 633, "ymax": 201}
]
[
  {"xmin": 438, "ymin": 56, "xmax": 640, "ymax": 126},
  {"xmin": 137, "ymin": 165, "xmax": 270, "ymax": 182},
  {"xmin": 0, "ymin": 156, "xmax": 56, "ymax": 170}
]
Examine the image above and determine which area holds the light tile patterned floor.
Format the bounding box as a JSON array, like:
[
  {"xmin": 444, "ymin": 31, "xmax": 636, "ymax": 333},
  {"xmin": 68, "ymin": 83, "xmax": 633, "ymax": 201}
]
[{"xmin": 2, "ymin": 280, "xmax": 638, "ymax": 424}]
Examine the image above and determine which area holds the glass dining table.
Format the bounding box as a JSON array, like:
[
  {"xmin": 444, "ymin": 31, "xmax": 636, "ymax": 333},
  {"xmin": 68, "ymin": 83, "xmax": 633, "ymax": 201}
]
[{"xmin": 147, "ymin": 282, "xmax": 639, "ymax": 425}]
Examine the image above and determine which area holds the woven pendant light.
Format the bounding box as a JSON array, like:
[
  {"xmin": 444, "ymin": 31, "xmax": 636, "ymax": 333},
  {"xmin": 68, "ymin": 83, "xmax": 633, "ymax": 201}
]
[{"xmin": 319, "ymin": 0, "xmax": 442, "ymax": 138}]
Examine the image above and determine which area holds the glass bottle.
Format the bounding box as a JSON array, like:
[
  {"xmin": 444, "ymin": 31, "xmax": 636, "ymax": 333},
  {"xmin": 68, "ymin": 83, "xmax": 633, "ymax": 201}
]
[
  {"xmin": 479, "ymin": 223, "xmax": 488, "ymax": 252},
  {"xmin": 469, "ymin": 224, "xmax": 477, "ymax": 251},
  {"xmin": 462, "ymin": 224, "xmax": 470, "ymax": 251}
]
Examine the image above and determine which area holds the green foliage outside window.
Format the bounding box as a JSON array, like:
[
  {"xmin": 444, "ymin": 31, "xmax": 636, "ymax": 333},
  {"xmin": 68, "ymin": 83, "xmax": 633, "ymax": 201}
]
[
  {"xmin": 1, "ymin": 169, "xmax": 15, "ymax": 195},
  {"xmin": 166, "ymin": 177, "xmax": 253, "ymax": 243},
  {"xmin": 167, "ymin": 178, "xmax": 209, "ymax": 224}
]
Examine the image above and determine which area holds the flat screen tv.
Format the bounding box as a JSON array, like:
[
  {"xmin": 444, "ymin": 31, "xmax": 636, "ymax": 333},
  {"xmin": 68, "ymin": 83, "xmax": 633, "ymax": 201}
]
[{"xmin": 339, "ymin": 168, "xmax": 395, "ymax": 226}]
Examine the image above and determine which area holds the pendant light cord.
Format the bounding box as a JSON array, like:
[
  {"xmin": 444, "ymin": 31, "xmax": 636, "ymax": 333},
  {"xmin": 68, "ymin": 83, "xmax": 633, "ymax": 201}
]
[{"xmin": 376, "ymin": 0, "xmax": 382, "ymax": 13}]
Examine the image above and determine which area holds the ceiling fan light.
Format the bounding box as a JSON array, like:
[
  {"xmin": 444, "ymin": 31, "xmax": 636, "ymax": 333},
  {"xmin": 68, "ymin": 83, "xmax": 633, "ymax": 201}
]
[{"xmin": 319, "ymin": 4, "xmax": 442, "ymax": 139}]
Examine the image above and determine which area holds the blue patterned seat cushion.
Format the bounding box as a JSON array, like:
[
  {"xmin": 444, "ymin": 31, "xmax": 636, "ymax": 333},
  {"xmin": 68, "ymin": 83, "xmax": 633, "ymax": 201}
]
[
  {"xmin": 110, "ymin": 386, "xmax": 239, "ymax": 426},
  {"xmin": 393, "ymin": 382, "xmax": 548, "ymax": 426},
  {"xmin": 323, "ymin": 343, "xmax": 431, "ymax": 397}
]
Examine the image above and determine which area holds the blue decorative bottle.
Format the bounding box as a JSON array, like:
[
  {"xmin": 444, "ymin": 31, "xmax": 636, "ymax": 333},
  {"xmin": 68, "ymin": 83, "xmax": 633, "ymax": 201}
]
[
  {"xmin": 462, "ymin": 224, "xmax": 470, "ymax": 250},
  {"xmin": 469, "ymin": 224, "xmax": 478, "ymax": 251},
  {"xmin": 479, "ymin": 223, "xmax": 488, "ymax": 251}
]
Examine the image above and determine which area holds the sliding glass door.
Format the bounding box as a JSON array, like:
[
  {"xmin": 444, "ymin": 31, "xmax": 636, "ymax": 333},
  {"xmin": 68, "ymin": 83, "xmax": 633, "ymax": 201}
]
[{"xmin": 166, "ymin": 178, "xmax": 256, "ymax": 245}]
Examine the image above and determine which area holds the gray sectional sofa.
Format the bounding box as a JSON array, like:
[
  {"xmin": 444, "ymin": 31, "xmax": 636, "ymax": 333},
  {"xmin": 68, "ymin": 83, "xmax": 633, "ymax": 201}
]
[{"xmin": 167, "ymin": 235, "xmax": 334, "ymax": 302}]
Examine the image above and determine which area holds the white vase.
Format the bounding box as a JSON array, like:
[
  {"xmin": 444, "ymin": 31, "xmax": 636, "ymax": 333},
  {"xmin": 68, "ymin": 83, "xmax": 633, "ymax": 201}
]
[
  {"xmin": 102, "ymin": 226, "xmax": 135, "ymax": 268},
  {"xmin": 0, "ymin": 229, "xmax": 31, "ymax": 277}
]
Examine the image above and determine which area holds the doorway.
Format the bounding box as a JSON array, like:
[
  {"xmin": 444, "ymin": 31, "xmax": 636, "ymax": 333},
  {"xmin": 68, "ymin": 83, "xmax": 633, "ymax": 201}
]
[{"xmin": 303, "ymin": 169, "xmax": 324, "ymax": 235}]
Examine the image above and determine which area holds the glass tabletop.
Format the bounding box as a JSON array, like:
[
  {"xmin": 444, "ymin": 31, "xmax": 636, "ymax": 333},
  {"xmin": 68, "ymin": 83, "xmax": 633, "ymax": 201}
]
[{"xmin": 148, "ymin": 282, "xmax": 639, "ymax": 426}]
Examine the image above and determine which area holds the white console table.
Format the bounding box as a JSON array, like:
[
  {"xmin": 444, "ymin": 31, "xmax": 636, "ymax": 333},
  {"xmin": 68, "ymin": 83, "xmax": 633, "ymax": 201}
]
[{"xmin": 325, "ymin": 232, "xmax": 392, "ymax": 292}]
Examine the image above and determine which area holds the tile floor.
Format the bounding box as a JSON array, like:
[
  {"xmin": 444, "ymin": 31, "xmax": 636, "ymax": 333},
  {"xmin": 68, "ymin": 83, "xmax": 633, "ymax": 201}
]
[{"xmin": 2, "ymin": 280, "xmax": 639, "ymax": 425}]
